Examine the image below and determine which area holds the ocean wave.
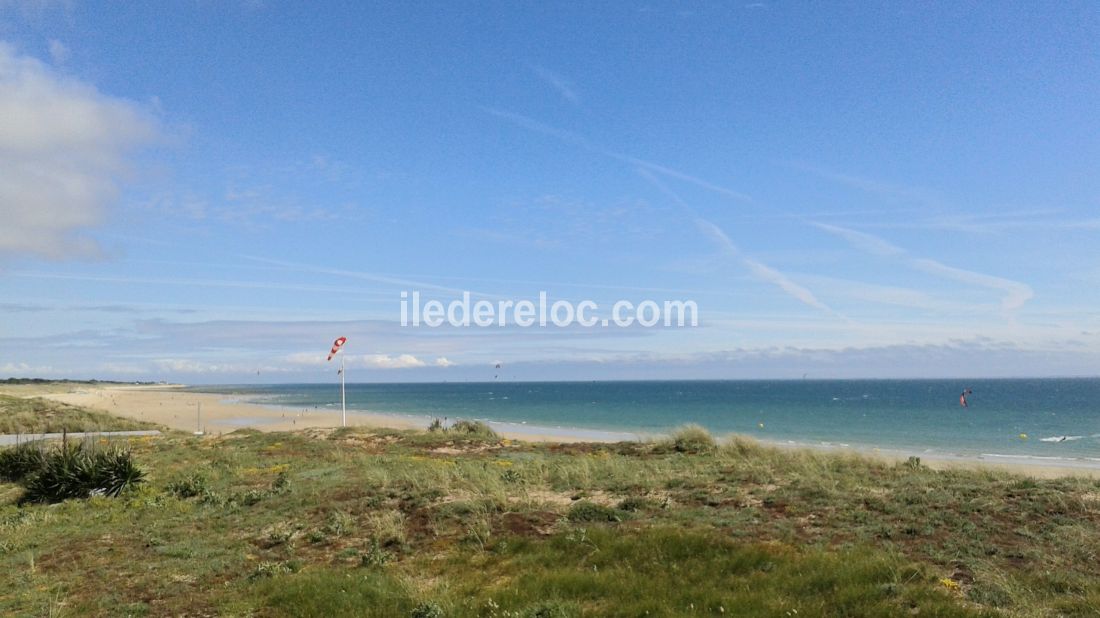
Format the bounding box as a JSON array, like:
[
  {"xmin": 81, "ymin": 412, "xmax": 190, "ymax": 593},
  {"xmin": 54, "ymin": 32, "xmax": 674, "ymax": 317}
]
[
  {"xmin": 980, "ymin": 453, "xmax": 1100, "ymax": 463},
  {"xmin": 1039, "ymin": 433, "xmax": 1100, "ymax": 443}
]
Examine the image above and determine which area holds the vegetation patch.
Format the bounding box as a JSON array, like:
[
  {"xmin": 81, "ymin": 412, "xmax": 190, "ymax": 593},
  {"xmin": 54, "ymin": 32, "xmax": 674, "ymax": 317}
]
[
  {"xmin": 1, "ymin": 440, "xmax": 145, "ymax": 504},
  {"xmin": 661, "ymin": 423, "xmax": 717, "ymax": 454},
  {"xmin": 0, "ymin": 394, "xmax": 158, "ymax": 434},
  {"xmin": 2, "ymin": 404, "xmax": 1099, "ymax": 616}
]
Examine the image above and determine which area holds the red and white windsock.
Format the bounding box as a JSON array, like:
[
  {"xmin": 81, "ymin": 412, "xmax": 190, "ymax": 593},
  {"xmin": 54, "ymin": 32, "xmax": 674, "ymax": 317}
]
[{"xmin": 327, "ymin": 336, "xmax": 347, "ymax": 361}]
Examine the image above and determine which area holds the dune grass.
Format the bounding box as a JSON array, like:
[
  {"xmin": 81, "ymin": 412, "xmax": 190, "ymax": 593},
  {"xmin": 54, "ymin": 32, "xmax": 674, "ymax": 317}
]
[
  {"xmin": 1, "ymin": 416, "xmax": 1099, "ymax": 616},
  {"xmin": 0, "ymin": 394, "xmax": 158, "ymax": 434},
  {"xmin": 660, "ymin": 423, "xmax": 718, "ymax": 454}
]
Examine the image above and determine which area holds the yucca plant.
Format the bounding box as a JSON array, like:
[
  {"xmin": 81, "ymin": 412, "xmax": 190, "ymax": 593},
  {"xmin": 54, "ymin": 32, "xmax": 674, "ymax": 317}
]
[
  {"xmin": 0, "ymin": 442, "xmax": 46, "ymax": 483},
  {"xmin": 17, "ymin": 441, "xmax": 145, "ymax": 504},
  {"xmin": 95, "ymin": 448, "xmax": 146, "ymax": 497}
]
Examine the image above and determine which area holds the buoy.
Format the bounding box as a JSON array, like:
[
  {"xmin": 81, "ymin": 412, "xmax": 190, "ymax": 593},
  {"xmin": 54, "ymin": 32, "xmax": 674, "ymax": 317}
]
[
  {"xmin": 758, "ymin": 422, "xmax": 765, "ymax": 428},
  {"xmin": 1019, "ymin": 433, "xmax": 1028, "ymax": 440}
]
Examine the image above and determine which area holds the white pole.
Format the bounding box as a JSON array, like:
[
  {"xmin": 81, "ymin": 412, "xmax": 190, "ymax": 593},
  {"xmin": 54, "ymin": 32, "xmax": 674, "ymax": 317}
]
[
  {"xmin": 340, "ymin": 353, "xmax": 346, "ymax": 427},
  {"xmin": 197, "ymin": 402, "xmax": 202, "ymax": 434}
]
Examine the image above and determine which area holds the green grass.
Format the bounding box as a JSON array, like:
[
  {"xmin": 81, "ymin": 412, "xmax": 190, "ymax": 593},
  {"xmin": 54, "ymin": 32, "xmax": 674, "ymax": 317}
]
[
  {"xmin": 660, "ymin": 423, "xmax": 718, "ymax": 454},
  {"xmin": 1, "ymin": 415, "xmax": 1099, "ymax": 616},
  {"xmin": 0, "ymin": 394, "xmax": 158, "ymax": 434}
]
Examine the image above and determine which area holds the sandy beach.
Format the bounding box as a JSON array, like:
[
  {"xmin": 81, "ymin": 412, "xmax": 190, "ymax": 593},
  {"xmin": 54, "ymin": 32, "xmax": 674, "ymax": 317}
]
[
  {"xmin": 4, "ymin": 383, "xmax": 620, "ymax": 444},
  {"xmin": 4, "ymin": 382, "xmax": 1097, "ymax": 478}
]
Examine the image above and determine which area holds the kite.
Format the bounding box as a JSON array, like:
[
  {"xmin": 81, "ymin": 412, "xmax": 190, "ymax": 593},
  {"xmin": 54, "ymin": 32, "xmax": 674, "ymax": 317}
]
[{"xmin": 959, "ymin": 388, "xmax": 972, "ymax": 408}]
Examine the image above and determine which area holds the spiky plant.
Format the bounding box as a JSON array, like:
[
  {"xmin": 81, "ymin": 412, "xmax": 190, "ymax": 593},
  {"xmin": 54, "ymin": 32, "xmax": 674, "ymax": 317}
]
[
  {"xmin": 0, "ymin": 442, "xmax": 46, "ymax": 483},
  {"xmin": 18, "ymin": 442, "xmax": 145, "ymax": 504}
]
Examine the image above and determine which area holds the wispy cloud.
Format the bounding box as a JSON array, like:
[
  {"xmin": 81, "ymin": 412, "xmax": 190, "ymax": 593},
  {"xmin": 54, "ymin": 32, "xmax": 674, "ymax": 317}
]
[
  {"xmin": 9, "ymin": 271, "xmax": 394, "ymax": 298},
  {"xmin": 863, "ymin": 209, "xmax": 1100, "ymax": 234},
  {"xmin": 640, "ymin": 168, "xmax": 834, "ymax": 315},
  {"xmin": 791, "ymin": 162, "xmax": 945, "ymax": 209},
  {"xmin": 483, "ymin": 107, "xmax": 753, "ymax": 203},
  {"xmin": 796, "ymin": 274, "xmax": 980, "ymax": 313},
  {"xmin": 812, "ymin": 222, "xmax": 1034, "ymax": 311},
  {"xmin": 909, "ymin": 258, "xmax": 1034, "ymax": 311},
  {"xmin": 241, "ymin": 255, "xmax": 500, "ymax": 298},
  {"xmin": 810, "ymin": 222, "xmax": 904, "ymax": 257},
  {"xmin": 530, "ymin": 64, "xmax": 579, "ymax": 104},
  {"xmin": 695, "ymin": 219, "xmax": 834, "ymax": 314}
]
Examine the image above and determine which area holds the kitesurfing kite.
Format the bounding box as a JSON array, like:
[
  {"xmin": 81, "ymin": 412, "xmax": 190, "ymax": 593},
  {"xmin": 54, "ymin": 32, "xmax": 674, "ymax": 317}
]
[{"xmin": 959, "ymin": 388, "xmax": 973, "ymax": 408}]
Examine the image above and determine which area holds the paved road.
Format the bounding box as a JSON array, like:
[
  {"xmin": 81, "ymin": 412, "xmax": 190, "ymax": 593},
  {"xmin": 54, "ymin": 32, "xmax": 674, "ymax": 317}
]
[{"xmin": 0, "ymin": 430, "xmax": 162, "ymax": 447}]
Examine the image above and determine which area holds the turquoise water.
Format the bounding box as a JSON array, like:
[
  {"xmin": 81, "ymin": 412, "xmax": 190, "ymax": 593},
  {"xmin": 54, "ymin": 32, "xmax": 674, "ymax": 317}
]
[{"xmin": 192, "ymin": 379, "xmax": 1100, "ymax": 461}]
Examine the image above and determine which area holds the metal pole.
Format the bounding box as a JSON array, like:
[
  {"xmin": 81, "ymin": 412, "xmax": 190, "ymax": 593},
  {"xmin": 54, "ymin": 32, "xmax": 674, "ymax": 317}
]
[
  {"xmin": 340, "ymin": 353, "xmax": 346, "ymax": 427},
  {"xmin": 197, "ymin": 402, "xmax": 202, "ymax": 435}
]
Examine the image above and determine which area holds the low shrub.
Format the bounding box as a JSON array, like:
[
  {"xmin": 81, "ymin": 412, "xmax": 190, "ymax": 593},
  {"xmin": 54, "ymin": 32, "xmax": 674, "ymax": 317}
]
[
  {"xmin": 361, "ymin": 538, "xmax": 393, "ymax": 567},
  {"xmin": 323, "ymin": 509, "xmax": 355, "ymax": 537},
  {"xmin": 567, "ymin": 500, "xmax": 622, "ymax": 523},
  {"xmin": 521, "ymin": 601, "xmax": 574, "ymax": 618},
  {"xmin": 616, "ymin": 496, "xmax": 653, "ymax": 512},
  {"xmin": 410, "ymin": 602, "xmax": 445, "ymax": 618},
  {"xmin": 166, "ymin": 474, "xmax": 210, "ymax": 499}
]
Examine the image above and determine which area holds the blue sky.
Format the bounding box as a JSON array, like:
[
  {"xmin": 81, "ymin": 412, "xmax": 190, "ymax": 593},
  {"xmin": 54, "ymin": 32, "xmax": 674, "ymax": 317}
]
[{"xmin": 1, "ymin": 1, "xmax": 1098, "ymax": 382}]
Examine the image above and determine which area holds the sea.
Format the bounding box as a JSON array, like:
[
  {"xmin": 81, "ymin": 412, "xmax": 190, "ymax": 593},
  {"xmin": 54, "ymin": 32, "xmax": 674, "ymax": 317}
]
[{"xmin": 190, "ymin": 379, "xmax": 1100, "ymax": 464}]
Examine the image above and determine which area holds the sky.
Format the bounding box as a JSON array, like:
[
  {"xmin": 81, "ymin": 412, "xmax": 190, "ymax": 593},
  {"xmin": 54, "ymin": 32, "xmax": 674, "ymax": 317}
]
[{"xmin": 1, "ymin": 1, "xmax": 1098, "ymax": 383}]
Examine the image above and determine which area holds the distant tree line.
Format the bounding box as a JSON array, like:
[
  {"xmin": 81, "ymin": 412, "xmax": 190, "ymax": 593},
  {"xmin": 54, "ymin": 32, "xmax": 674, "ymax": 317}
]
[{"xmin": 1, "ymin": 378, "xmax": 161, "ymax": 385}]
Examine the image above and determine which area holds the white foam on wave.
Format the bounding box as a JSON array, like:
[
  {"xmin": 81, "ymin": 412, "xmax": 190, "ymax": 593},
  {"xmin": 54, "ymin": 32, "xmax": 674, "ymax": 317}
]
[
  {"xmin": 1039, "ymin": 433, "xmax": 1100, "ymax": 442},
  {"xmin": 980, "ymin": 453, "xmax": 1100, "ymax": 463}
]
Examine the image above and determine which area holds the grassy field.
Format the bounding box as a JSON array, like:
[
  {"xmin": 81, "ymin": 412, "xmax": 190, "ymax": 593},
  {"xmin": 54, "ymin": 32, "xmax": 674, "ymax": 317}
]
[
  {"xmin": 2, "ymin": 402, "xmax": 1100, "ymax": 616},
  {"xmin": 0, "ymin": 394, "xmax": 159, "ymax": 435}
]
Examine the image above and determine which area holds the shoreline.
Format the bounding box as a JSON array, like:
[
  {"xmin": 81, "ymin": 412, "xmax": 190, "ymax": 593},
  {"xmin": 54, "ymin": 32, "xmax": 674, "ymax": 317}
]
[{"xmin": 9, "ymin": 383, "xmax": 1100, "ymax": 478}]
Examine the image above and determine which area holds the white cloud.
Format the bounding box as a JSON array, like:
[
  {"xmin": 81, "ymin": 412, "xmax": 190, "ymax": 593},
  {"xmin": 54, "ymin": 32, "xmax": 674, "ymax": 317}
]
[
  {"xmin": 153, "ymin": 359, "xmax": 222, "ymax": 374},
  {"xmin": 152, "ymin": 358, "xmax": 291, "ymax": 375},
  {"xmin": 283, "ymin": 352, "xmax": 324, "ymax": 366},
  {"xmin": 358, "ymin": 354, "xmax": 426, "ymax": 369},
  {"xmin": 0, "ymin": 43, "xmax": 159, "ymax": 259},
  {"xmin": 284, "ymin": 351, "xmax": 438, "ymax": 370},
  {"xmin": 97, "ymin": 362, "xmax": 147, "ymax": 374},
  {"xmin": 47, "ymin": 39, "xmax": 68, "ymax": 63},
  {"xmin": 0, "ymin": 361, "xmax": 55, "ymax": 375}
]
